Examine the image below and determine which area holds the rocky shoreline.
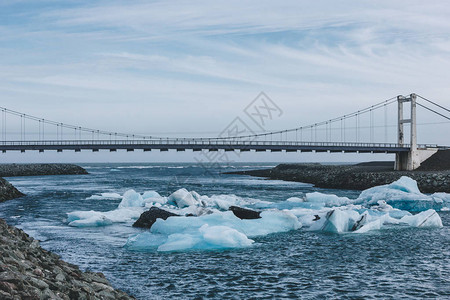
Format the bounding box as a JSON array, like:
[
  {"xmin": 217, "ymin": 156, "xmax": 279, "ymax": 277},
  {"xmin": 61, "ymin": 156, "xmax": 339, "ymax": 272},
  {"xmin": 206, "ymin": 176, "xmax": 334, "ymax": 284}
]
[
  {"xmin": 0, "ymin": 178, "xmax": 24, "ymax": 203},
  {"xmin": 227, "ymin": 162, "xmax": 450, "ymax": 193},
  {"xmin": 0, "ymin": 164, "xmax": 135, "ymax": 298},
  {"xmin": 0, "ymin": 164, "xmax": 88, "ymax": 203},
  {"xmin": 0, "ymin": 164, "xmax": 88, "ymax": 177},
  {"xmin": 0, "ymin": 218, "xmax": 133, "ymax": 299}
]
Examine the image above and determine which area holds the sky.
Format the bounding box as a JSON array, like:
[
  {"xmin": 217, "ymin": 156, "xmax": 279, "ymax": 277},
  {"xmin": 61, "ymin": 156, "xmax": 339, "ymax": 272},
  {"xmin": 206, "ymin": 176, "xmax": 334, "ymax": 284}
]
[{"xmin": 0, "ymin": 0, "xmax": 449, "ymax": 163}]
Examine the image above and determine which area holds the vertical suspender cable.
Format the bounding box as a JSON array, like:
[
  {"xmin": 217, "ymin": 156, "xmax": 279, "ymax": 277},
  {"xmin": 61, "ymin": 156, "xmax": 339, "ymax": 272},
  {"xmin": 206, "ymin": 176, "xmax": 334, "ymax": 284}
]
[{"xmin": 384, "ymin": 104, "xmax": 388, "ymax": 143}]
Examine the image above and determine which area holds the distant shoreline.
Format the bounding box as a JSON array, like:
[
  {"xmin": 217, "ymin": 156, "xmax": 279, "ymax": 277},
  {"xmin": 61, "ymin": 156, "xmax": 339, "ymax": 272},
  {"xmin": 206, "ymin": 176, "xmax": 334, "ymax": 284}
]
[
  {"xmin": 0, "ymin": 163, "xmax": 88, "ymax": 202},
  {"xmin": 226, "ymin": 161, "xmax": 450, "ymax": 193}
]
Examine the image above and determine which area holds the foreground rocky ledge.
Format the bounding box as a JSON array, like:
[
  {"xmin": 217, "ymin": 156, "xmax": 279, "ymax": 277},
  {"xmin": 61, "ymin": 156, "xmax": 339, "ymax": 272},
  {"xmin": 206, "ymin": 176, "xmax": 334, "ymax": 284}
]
[
  {"xmin": 0, "ymin": 178, "xmax": 24, "ymax": 203},
  {"xmin": 0, "ymin": 164, "xmax": 88, "ymax": 177},
  {"xmin": 227, "ymin": 163, "xmax": 450, "ymax": 193},
  {"xmin": 0, "ymin": 218, "xmax": 134, "ymax": 300}
]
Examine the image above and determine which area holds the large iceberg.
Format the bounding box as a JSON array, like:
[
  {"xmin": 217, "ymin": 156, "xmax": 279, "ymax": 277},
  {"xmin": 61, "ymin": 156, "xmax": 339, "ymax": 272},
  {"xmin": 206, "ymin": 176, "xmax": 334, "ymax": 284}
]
[
  {"xmin": 125, "ymin": 210, "xmax": 300, "ymax": 251},
  {"xmin": 355, "ymin": 176, "xmax": 447, "ymax": 212}
]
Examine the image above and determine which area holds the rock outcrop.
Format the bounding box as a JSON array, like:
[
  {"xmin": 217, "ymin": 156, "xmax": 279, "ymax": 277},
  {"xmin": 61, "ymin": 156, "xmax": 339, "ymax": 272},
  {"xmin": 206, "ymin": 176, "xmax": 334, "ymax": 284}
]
[
  {"xmin": 0, "ymin": 218, "xmax": 134, "ymax": 300},
  {"xmin": 227, "ymin": 163, "xmax": 450, "ymax": 193},
  {"xmin": 229, "ymin": 206, "xmax": 261, "ymax": 219},
  {"xmin": 132, "ymin": 207, "xmax": 179, "ymax": 229},
  {"xmin": 0, "ymin": 178, "xmax": 24, "ymax": 203}
]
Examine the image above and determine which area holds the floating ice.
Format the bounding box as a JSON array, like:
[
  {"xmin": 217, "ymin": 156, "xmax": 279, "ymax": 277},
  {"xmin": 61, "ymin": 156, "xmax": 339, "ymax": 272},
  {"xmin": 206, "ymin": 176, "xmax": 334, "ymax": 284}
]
[
  {"xmin": 308, "ymin": 209, "xmax": 360, "ymax": 233},
  {"xmin": 400, "ymin": 209, "xmax": 443, "ymax": 228},
  {"xmin": 305, "ymin": 192, "xmax": 351, "ymax": 207},
  {"xmin": 167, "ymin": 188, "xmax": 199, "ymax": 208},
  {"xmin": 157, "ymin": 225, "xmax": 254, "ymax": 252},
  {"xmin": 69, "ymin": 189, "xmax": 167, "ymax": 227},
  {"xmin": 355, "ymin": 176, "xmax": 447, "ymax": 212},
  {"xmin": 150, "ymin": 210, "xmax": 300, "ymax": 237},
  {"xmin": 67, "ymin": 208, "xmax": 142, "ymax": 227},
  {"xmin": 67, "ymin": 211, "xmax": 113, "ymax": 227},
  {"xmin": 286, "ymin": 197, "xmax": 304, "ymax": 203},
  {"xmin": 70, "ymin": 177, "xmax": 447, "ymax": 252},
  {"xmin": 305, "ymin": 206, "xmax": 443, "ymax": 234},
  {"xmin": 125, "ymin": 210, "xmax": 300, "ymax": 251},
  {"xmin": 86, "ymin": 193, "xmax": 122, "ymax": 200}
]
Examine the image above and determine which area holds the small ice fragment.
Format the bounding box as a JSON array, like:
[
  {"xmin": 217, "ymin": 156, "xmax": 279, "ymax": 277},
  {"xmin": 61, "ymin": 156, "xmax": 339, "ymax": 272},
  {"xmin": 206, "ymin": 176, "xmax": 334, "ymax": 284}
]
[
  {"xmin": 168, "ymin": 188, "xmax": 198, "ymax": 208},
  {"xmin": 118, "ymin": 190, "xmax": 144, "ymax": 208},
  {"xmin": 400, "ymin": 209, "xmax": 443, "ymax": 228},
  {"xmin": 305, "ymin": 192, "xmax": 350, "ymax": 207}
]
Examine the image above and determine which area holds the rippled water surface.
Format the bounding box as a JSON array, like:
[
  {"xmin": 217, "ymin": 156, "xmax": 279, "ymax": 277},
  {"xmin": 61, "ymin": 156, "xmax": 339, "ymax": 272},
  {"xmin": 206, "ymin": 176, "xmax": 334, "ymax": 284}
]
[{"xmin": 1, "ymin": 163, "xmax": 449, "ymax": 299}]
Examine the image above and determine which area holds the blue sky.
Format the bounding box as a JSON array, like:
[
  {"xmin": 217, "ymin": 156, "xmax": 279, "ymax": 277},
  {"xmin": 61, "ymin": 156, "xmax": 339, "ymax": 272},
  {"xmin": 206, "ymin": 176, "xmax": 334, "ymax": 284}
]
[{"xmin": 1, "ymin": 0, "xmax": 449, "ymax": 162}]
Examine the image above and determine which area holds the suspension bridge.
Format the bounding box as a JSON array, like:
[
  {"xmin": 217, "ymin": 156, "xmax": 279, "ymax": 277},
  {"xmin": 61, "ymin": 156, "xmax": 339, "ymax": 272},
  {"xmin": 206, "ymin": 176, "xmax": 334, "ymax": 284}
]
[{"xmin": 1, "ymin": 93, "xmax": 449, "ymax": 170}]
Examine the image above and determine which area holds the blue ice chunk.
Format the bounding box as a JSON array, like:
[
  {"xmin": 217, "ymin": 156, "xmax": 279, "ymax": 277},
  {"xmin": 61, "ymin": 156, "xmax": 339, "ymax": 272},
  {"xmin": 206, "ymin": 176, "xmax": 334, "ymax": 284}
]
[{"xmin": 355, "ymin": 176, "xmax": 447, "ymax": 212}]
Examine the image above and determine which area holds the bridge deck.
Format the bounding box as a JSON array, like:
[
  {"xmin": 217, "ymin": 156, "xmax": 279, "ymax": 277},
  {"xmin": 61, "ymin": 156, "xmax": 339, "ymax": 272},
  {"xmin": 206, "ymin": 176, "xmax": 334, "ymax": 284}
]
[{"xmin": 0, "ymin": 140, "xmax": 437, "ymax": 153}]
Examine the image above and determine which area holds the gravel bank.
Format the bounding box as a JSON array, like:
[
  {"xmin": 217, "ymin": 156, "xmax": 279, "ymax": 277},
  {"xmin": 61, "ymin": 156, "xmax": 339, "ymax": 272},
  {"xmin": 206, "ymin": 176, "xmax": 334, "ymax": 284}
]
[
  {"xmin": 228, "ymin": 151, "xmax": 450, "ymax": 192},
  {"xmin": 0, "ymin": 218, "xmax": 134, "ymax": 300},
  {"xmin": 0, "ymin": 164, "xmax": 88, "ymax": 177},
  {"xmin": 227, "ymin": 163, "xmax": 450, "ymax": 193}
]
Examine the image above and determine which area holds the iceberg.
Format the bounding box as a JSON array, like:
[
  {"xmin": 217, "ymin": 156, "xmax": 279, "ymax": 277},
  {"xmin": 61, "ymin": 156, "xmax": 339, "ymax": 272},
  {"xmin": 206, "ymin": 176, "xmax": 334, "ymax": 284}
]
[
  {"xmin": 400, "ymin": 209, "xmax": 443, "ymax": 228},
  {"xmin": 167, "ymin": 188, "xmax": 199, "ymax": 208},
  {"xmin": 68, "ymin": 189, "xmax": 167, "ymax": 227},
  {"xmin": 67, "ymin": 208, "xmax": 143, "ymax": 227},
  {"xmin": 355, "ymin": 176, "xmax": 447, "ymax": 212},
  {"xmin": 308, "ymin": 209, "xmax": 360, "ymax": 233},
  {"xmin": 125, "ymin": 210, "xmax": 300, "ymax": 251},
  {"xmin": 305, "ymin": 192, "xmax": 351, "ymax": 207}
]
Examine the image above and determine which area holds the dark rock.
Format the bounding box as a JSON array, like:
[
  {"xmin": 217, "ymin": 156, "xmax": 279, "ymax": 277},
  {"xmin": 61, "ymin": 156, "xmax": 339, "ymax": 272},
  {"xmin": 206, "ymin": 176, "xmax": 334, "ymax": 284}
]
[
  {"xmin": 0, "ymin": 218, "xmax": 134, "ymax": 299},
  {"xmin": 417, "ymin": 150, "xmax": 450, "ymax": 171},
  {"xmin": 229, "ymin": 206, "xmax": 261, "ymax": 219},
  {"xmin": 0, "ymin": 163, "xmax": 88, "ymax": 177},
  {"xmin": 227, "ymin": 162, "xmax": 450, "ymax": 193},
  {"xmin": 133, "ymin": 207, "xmax": 179, "ymax": 229},
  {"xmin": 0, "ymin": 178, "xmax": 24, "ymax": 203}
]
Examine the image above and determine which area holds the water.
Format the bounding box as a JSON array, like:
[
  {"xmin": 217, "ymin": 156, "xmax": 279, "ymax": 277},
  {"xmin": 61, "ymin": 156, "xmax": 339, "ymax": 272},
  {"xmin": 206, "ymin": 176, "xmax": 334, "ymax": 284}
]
[{"xmin": 0, "ymin": 163, "xmax": 449, "ymax": 299}]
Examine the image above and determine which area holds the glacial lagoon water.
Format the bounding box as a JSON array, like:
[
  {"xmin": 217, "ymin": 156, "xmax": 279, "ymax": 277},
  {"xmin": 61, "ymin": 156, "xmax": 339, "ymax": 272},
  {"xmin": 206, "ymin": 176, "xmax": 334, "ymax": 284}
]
[{"xmin": 0, "ymin": 163, "xmax": 449, "ymax": 299}]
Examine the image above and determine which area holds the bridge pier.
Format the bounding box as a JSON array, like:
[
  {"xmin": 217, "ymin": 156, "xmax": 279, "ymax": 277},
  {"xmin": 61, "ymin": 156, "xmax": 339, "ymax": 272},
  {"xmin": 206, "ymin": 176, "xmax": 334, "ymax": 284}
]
[
  {"xmin": 394, "ymin": 93, "xmax": 438, "ymax": 170},
  {"xmin": 395, "ymin": 148, "xmax": 437, "ymax": 171}
]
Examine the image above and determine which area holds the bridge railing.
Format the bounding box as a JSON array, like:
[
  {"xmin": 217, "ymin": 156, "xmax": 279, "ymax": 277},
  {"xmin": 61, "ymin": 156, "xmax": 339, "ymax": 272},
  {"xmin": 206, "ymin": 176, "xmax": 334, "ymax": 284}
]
[{"xmin": 0, "ymin": 139, "xmax": 435, "ymax": 148}]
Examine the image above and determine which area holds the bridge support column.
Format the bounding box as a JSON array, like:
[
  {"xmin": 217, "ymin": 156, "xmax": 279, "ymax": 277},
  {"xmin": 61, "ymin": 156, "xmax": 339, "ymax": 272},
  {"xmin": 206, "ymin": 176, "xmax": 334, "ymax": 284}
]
[
  {"xmin": 395, "ymin": 148, "xmax": 438, "ymax": 170},
  {"xmin": 394, "ymin": 93, "xmax": 437, "ymax": 170}
]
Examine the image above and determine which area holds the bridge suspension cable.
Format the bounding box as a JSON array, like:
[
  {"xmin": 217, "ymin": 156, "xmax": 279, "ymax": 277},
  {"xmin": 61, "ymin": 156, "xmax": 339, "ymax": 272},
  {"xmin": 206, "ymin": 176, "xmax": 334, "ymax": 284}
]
[
  {"xmin": 416, "ymin": 103, "xmax": 450, "ymax": 121},
  {"xmin": 0, "ymin": 106, "xmax": 161, "ymax": 141},
  {"xmin": 210, "ymin": 96, "xmax": 398, "ymax": 141},
  {"xmin": 416, "ymin": 95, "xmax": 450, "ymax": 113}
]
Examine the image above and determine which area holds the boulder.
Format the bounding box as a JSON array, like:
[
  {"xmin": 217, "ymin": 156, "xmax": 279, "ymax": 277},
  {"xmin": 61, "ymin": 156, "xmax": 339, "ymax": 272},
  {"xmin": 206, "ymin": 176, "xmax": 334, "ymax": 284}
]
[
  {"xmin": 132, "ymin": 207, "xmax": 178, "ymax": 229},
  {"xmin": 229, "ymin": 206, "xmax": 261, "ymax": 220}
]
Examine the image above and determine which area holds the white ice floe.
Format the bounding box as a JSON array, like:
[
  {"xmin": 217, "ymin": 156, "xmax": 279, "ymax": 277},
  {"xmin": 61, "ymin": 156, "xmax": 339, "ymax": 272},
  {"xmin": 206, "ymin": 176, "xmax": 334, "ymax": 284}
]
[
  {"xmin": 400, "ymin": 209, "xmax": 443, "ymax": 228},
  {"xmin": 86, "ymin": 193, "xmax": 122, "ymax": 200},
  {"xmin": 305, "ymin": 192, "xmax": 351, "ymax": 207},
  {"xmin": 70, "ymin": 176, "xmax": 447, "ymax": 252},
  {"xmin": 355, "ymin": 176, "xmax": 447, "ymax": 212},
  {"xmin": 125, "ymin": 210, "xmax": 299, "ymax": 251}
]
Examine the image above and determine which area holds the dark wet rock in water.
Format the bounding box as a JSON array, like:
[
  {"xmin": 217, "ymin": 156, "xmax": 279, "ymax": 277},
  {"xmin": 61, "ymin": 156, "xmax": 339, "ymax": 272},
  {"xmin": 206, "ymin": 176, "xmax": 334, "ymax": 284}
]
[
  {"xmin": 0, "ymin": 218, "xmax": 134, "ymax": 299},
  {"xmin": 229, "ymin": 206, "xmax": 261, "ymax": 219},
  {"xmin": 0, "ymin": 177, "xmax": 24, "ymax": 203},
  {"xmin": 133, "ymin": 207, "xmax": 179, "ymax": 229}
]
